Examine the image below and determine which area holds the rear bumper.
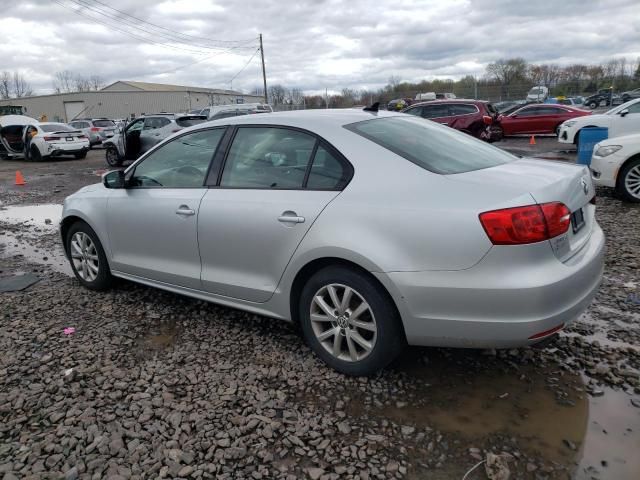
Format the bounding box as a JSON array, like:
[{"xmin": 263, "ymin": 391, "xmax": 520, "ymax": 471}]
[
  {"xmin": 376, "ymin": 224, "xmax": 605, "ymax": 348},
  {"xmin": 49, "ymin": 146, "xmax": 89, "ymax": 157}
]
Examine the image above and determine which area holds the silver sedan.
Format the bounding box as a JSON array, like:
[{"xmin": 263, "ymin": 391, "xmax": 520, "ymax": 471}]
[{"xmin": 60, "ymin": 109, "xmax": 605, "ymax": 375}]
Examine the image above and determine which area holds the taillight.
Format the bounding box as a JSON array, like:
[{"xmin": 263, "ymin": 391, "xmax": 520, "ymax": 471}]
[
  {"xmin": 482, "ymin": 115, "xmax": 493, "ymax": 125},
  {"xmin": 43, "ymin": 136, "xmax": 57, "ymax": 141},
  {"xmin": 90, "ymin": 127, "xmax": 100, "ymax": 132},
  {"xmin": 78, "ymin": 135, "xmax": 87, "ymax": 139},
  {"xmin": 479, "ymin": 202, "xmax": 570, "ymax": 245}
]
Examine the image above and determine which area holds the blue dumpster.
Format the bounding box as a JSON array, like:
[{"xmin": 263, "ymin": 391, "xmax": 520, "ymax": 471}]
[{"xmin": 577, "ymin": 127, "xmax": 608, "ymax": 165}]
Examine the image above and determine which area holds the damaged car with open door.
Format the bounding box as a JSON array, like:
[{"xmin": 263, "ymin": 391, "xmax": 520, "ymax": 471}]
[
  {"xmin": 0, "ymin": 114, "xmax": 38, "ymax": 159},
  {"xmin": 103, "ymin": 113, "xmax": 207, "ymax": 167}
]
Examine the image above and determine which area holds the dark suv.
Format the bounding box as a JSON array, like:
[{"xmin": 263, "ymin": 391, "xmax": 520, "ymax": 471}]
[{"xmin": 401, "ymin": 100, "xmax": 501, "ymax": 142}]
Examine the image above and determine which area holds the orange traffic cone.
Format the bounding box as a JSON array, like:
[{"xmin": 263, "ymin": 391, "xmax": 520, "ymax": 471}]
[
  {"xmin": 15, "ymin": 171, "xmax": 26, "ymax": 186},
  {"xmin": 529, "ymin": 135, "xmax": 536, "ymax": 145}
]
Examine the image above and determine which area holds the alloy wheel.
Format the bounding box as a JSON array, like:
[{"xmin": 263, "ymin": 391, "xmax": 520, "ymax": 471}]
[
  {"xmin": 625, "ymin": 165, "xmax": 640, "ymax": 200},
  {"xmin": 310, "ymin": 283, "xmax": 377, "ymax": 362},
  {"xmin": 70, "ymin": 232, "xmax": 100, "ymax": 282}
]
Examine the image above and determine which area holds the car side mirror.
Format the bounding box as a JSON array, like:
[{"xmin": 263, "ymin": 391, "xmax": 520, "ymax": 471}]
[
  {"xmin": 103, "ymin": 170, "xmax": 125, "ymax": 189},
  {"xmin": 620, "ymin": 109, "xmax": 629, "ymax": 117}
]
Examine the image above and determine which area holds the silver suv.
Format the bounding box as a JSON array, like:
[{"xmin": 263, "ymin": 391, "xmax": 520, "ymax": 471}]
[
  {"xmin": 103, "ymin": 113, "xmax": 206, "ymax": 167},
  {"xmin": 68, "ymin": 118, "xmax": 117, "ymax": 148}
]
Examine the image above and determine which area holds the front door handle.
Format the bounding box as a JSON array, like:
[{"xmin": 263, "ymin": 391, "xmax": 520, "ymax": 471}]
[
  {"xmin": 176, "ymin": 205, "xmax": 195, "ymax": 216},
  {"xmin": 278, "ymin": 211, "xmax": 305, "ymax": 224}
]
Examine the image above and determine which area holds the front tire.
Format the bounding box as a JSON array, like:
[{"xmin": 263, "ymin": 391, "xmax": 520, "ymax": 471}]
[
  {"xmin": 29, "ymin": 145, "xmax": 42, "ymax": 162},
  {"xmin": 298, "ymin": 266, "xmax": 404, "ymax": 376},
  {"xmin": 105, "ymin": 146, "xmax": 122, "ymax": 167},
  {"xmin": 588, "ymin": 101, "xmax": 598, "ymax": 109},
  {"xmin": 66, "ymin": 222, "xmax": 113, "ymax": 290},
  {"xmin": 617, "ymin": 157, "xmax": 640, "ymax": 203}
]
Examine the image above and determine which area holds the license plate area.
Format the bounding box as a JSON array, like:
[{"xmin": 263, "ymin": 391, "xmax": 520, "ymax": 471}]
[
  {"xmin": 571, "ymin": 208, "xmax": 585, "ymax": 233},
  {"xmin": 66, "ymin": 137, "xmax": 73, "ymax": 142}
]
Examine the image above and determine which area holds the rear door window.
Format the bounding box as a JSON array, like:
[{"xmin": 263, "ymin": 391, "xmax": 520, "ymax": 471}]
[
  {"xmin": 220, "ymin": 127, "xmax": 316, "ymax": 189},
  {"xmin": 345, "ymin": 116, "xmax": 515, "ymax": 175},
  {"xmin": 93, "ymin": 120, "xmax": 115, "ymax": 128},
  {"xmin": 421, "ymin": 104, "xmax": 451, "ymax": 119},
  {"xmin": 306, "ymin": 145, "xmax": 350, "ymax": 190},
  {"xmin": 403, "ymin": 107, "xmax": 423, "ymax": 116},
  {"xmin": 144, "ymin": 117, "xmax": 171, "ymax": 130},
  {"xmin": 449, "ymin": 104, "xmax": 478, "ymax": 116}
]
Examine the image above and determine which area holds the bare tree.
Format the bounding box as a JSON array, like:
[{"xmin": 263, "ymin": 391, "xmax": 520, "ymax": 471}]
[
  {"xmin": 53, "ymin": 70, "xmax": 75, "ymax": 93},
  {"xmin": 0, "ymin": 71, "xmax": 10, "ymax": 99},
  {"xmin": 268, "ymin": 84, "xmax": 286, "ymax": 105},
  {"xmin": 486, "ymin": 58, "xmax": 528, "ymax": 99},
  {"xmin": 12, "ymin": 72, "xmax": 33, "ymax": 98},
  {"xmin": 88, "ymin": 75, "xmax": 105, "ymax": 91},
  {"xmin": 288, "ymin": 87, "xmax": 304, "ymax": 105}
]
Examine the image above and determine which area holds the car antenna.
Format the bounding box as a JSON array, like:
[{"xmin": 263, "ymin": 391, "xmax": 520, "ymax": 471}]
[{"xmin": 363, "ymin": 102, "xmax": 379, "ymax": 113}]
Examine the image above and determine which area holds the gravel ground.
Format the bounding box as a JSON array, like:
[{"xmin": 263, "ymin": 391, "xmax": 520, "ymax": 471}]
[{"xmin": 1, "ymin": 144, "xmax": 639, "ymax": 480}]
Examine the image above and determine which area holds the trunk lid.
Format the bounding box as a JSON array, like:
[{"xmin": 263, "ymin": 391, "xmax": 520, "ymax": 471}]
[{"xmin": 447, "ymin": 158, "xmax": 595, "ymax": 262}]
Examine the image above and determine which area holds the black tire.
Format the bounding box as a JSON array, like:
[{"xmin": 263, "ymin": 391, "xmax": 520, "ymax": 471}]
[
  {"xmin": 74, "ymin": 152, "xmax": 87, "ymax": 159},
  {"xmin": 588, "ymin": 101, "xmax": 598, "ymax": 109},
  {"xmin": 30, "ymin": 144, "xmax": 42, "ymax": 162},
  {"xmin": 105, "ymin": 146, "xmax": 122, "ymax": 167},
  {"xmin": 66, "ymin": 221, "xmax": 114, "ymax": 290},
  {"xmin": 298, "ymin": 266, "xmax": 405, "ymax": 376},
  {"xmin": 616, "ymin": 157, "xmax": 640, "ymax": 203}
]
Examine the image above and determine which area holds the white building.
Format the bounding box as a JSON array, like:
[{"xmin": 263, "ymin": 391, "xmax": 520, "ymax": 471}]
[{"xmin": 0, "ymin": 81, "xmax": 263, "ymax": 122}]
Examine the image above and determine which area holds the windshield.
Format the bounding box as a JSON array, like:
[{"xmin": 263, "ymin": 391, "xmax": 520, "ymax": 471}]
[
  {"xmin": 345, "ymin": 116, "xmax": 515, "ymax": 174},
  {"xmin": 93, "ymin": 120, "xmax": 115, "ymax": 127},
  {"xmin": 41, "ymin": 124, "xmax": 73, "ymax": 132}
]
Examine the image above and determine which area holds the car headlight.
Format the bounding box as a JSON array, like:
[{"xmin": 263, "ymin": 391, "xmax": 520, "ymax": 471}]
[
  {"xmin": 595, "ymin": 145, "xmax": 622, "ymax": 157},
  {"xmin": 563, "ymin": 120, "xmax": 577, "ymax": 127}
]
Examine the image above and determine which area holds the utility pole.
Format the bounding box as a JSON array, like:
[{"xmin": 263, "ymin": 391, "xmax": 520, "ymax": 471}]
[
  {"xmin": 474, "ymin": 76, "xmax": 478, "ymax": 100},
  {"xmin": 259, "ymin": 34, "xmax": 268, "ymax": 104}
]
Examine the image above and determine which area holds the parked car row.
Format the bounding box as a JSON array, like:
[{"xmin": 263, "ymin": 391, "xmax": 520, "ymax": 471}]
[{"xmin": 401, "ymin": 100, "xmax": 592, "ymax": 140}]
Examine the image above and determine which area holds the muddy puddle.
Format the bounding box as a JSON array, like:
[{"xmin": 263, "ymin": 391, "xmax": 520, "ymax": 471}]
[
  {"xmin": 329, "ymin": 350, "xmax": 639, "ymax": 478},
  {"xmin": 134, "ymin": 321, "xmax": 180, "ymax": 359},
  {"xmin": 0, "ymin": 203, "xmax": 71, "ymax": 275}
]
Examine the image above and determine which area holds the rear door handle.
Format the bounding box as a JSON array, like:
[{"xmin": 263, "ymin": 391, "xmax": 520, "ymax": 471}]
[
  {"xmin": 176, "ymin": 205, "xmax": 195, "ymax": 216},
  {"xmin": 278, "ymin": 213, "xmax": 305, "ymax": 224}
]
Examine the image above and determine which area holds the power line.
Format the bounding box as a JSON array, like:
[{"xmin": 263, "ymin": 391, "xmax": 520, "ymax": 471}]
[
  {"xmin": 69, "ymin": 0, "xmax": 256, "ymax": 51},
  {"xmin": 53, "ymin": 0, "xmax": 255, "ymax": 55},
  {"xmin": 228, "ymin": 48, "xmax": 261, "ymax": 87},
  {"xmin": 87, "ymin": 0, "xmax": 256, "ymax": 46}
]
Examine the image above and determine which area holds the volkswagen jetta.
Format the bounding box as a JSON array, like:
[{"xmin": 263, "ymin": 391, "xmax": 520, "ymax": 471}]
[{"xmin": 60, "ymin": 109, "xmax": 605, "ymax": 375}]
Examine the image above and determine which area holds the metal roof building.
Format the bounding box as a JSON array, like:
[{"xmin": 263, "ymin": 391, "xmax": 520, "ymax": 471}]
[{"xmin": 0, "ymin": 81, "xmax": 262, "ymax": 122}]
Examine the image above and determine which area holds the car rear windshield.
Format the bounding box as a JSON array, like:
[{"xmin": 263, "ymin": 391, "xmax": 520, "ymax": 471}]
[
  {"xmin": 344, "ymin": 116, "xmax": 515, "ymax": 175},
  {"xmin": 93, "ymin": 120, "xmax": 115, "ymax": 127},
  {"xmin": 175, "ymin": 116, "xmax": 207, "ymax": 127},
  {"xmin": 41, "ymin": 124, "xmax": 73, "ymax": 132}
]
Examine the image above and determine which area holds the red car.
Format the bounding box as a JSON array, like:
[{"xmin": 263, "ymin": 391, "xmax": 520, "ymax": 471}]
[
  {"xmin": 401, "ymin": 100, "xmax": 501, "ymax": 142},
  {"xmin": 498, "ymin": 104, "xmax": 591, "ymax": 136}
]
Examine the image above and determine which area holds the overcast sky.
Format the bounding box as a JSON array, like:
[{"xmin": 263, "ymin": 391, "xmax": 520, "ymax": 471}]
[{"xmin": 1, "ymin": 0, "xmax": 639, "ymax": 96}]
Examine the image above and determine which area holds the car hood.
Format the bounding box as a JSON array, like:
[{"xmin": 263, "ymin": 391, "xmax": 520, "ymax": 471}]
[
  {"xmin": 564, "ymin": 113, "xmax": 610, "ymax": 126},
  {"xmin": 598, "ymin": 132, "xmax": 640, "ymax": 148}
]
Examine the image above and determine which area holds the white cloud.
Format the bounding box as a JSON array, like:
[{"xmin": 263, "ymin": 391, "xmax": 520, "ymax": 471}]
[{"xmin": 0, "ymin": 0, "xmax": 638, "ymax": 95}]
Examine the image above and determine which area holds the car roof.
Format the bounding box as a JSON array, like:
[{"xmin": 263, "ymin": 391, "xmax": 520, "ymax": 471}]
[{"xmin": 409, "ymin": 99, "xmax": 488, "ymax": 107}]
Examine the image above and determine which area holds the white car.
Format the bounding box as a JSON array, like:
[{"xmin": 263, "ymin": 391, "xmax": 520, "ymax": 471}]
[
  {"xmin": 558, "ymin": 98, "xmax": 640, "ymax": 145},
  {"xmin": 1, "ymin": 118, "xmax": 89, "ymax": 161},
  {"xmin": 591, "ymin": 133, "xmax": 640, "ymax": 202}
]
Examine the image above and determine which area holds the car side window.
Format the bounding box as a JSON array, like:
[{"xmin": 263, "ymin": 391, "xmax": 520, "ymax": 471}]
[
  {"xmin": 516, "ymin": 107, "xmax": 539, "ymax": 117},
  {"xmin": 626, "ymin": 103, "xmax": 640, "ymax": 114},
  {"xmin": 127, "ymin": 119, "xmax": 145, "ymax": 132},
  {"xmin": 144, "ymin": 117, "xmax": 170, "ymax": 130},
  {"xmin": 421, "ymin": 104, "xmax": 450, "ymax": 119},
  {"xmin": 306, "ymin": 145, "xmax": 348, "ymax": 190},
  {"xmin": 220, "ymin": 127, "xmax": 316, "ymax": 189},
  {"xmin": 130, "ymin": 129, "xmax": 224, "ymax": 188},
  {"xmin": 404, "ymin": 107, "xmax": 422, "ymax": 116},
  {"xmin": 449, "ymin": 104, "xmax": 478, "ymax": 116}
]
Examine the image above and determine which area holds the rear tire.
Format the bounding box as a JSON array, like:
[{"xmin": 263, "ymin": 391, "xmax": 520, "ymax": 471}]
[
  {"xmin": 29, "ymin": 145, "xmax": 42, "ymax": 162},
  {"xmin": 616, "ymin": 157, "xmax": 640, "ymax": 203},
  {"xmin": 66, "ymin": 222, "xmax": 114, "ymax": 290},
  {"xmin": 298, "ymin": 266, "xmax": 404, "ymax": 376},
  {"xmin": 105, "ymin": 146, "xmax": 122, "ymax": 167},
  {"xmin": 588, "ymin": 101, "xmax": 598, "ymax": 109}
]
